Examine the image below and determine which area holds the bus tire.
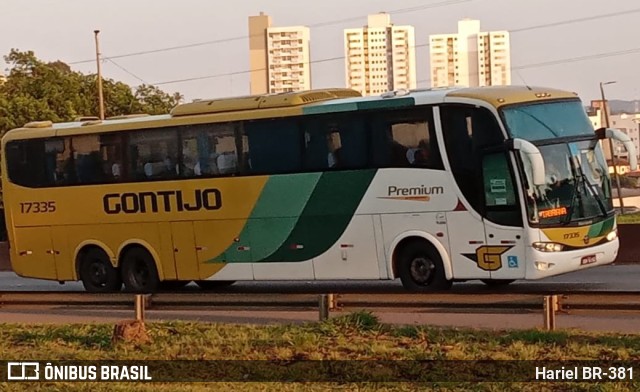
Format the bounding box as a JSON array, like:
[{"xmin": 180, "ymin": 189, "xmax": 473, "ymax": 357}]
[
  {"xmin": 120, "ymin": 247, "xmax": 160, "ymax": 293},
  {"xmin": 79, "ymin": 248, "xmax": 122, "ymax": 293},
  {"xmin": 195, "ymin": 280, "xmax": 236, "ymax": 290},
  {"xmin": 397, "ymin": 240, "xmax": 451, "ymax": 292},
  {"xmin": 481, "ymin": 279, "xmax": 515, "ymax": 287}
]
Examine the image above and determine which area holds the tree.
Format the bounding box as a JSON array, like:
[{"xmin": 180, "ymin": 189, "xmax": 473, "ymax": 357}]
[{"xmin": 0, "ymin": 49, "xmax": 183, "ymax": 135}]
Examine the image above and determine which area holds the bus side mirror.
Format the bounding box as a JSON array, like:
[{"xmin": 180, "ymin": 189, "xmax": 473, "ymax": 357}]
[
  {"xmin": 512, "ymin": 138, "xmax": 546, "ymax": 186},
  {"xmin": 596, "ymin": 127, "xmax": 638, "ymax": 171}
]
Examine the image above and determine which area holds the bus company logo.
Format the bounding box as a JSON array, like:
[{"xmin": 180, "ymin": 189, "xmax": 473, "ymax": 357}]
[
  {"xmin": 7, "ymin": 362, "xmax": 40, "ymax": 380},
  {"xmin": 378, "ymin": 185, "xmax": 444, "ymax": 202},
  {"xmin": 462, "ymin": 246, "xmax": 513, "ymax": 271},
  {"xmin": 103, "ymin": 189, "xmax": 222, "ymax": 214},
  {"xmin": 583, "ymin": 235, "xmax": 590, "ymax": 245}
]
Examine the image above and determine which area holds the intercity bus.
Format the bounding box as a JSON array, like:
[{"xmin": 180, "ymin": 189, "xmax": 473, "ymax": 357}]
[{"xmin": 1, "ymin": 86, "xmax": 636, "ymax": 293}]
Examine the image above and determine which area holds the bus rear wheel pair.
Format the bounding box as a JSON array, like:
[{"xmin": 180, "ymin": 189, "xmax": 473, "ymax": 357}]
[
  {"xmin": 78, "ymin": 247, "xmax": 236, "ymax": 293},
  {"xmin": 78, "ymin": 247, "xmax": 158, "ymax": 293}
]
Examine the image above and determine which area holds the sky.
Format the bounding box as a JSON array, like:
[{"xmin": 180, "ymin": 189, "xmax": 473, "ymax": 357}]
[{"xmin": 1, "ymin": 0, "xmax": 639, "ymax": 104}]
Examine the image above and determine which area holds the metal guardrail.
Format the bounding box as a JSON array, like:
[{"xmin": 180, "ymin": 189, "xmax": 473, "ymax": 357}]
[{"xmin": 2, "ymin": 292, "xmax": 640, "ymax": 330}]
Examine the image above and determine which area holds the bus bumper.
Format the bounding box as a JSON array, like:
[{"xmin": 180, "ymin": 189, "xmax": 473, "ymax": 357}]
[{"xmin": 524, "ymin": 238, "xmax": 619, "ymax": 280}]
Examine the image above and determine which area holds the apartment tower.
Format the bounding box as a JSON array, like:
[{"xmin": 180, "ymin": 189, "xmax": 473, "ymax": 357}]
[
  {"xmin": 344, "ymin": 13, "xmax": 416, "ymax": 96},
  {"xmin": 430, "ymin": 19, "xmax": 511, "ymax": 88},
  {"xmin": 248, "ymin": 12, "xmax": 311, "ymax": 94}
]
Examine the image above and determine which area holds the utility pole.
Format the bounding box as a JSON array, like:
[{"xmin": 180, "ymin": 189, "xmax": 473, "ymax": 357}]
[
  {"xmin": 94, "ymin": 30, "xmax": 105, "ymax": 120},
  {"xmin": 600, "ymin": 81, "xmax": 624, "ymax": 212}
]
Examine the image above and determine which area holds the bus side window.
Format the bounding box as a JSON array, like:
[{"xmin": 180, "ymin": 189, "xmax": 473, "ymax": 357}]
[
  {"xmin": 301, "ymin": 114, "xmax": 367, "ymax": 172},
  {"xmin": 371, "ymin": 108, "xmax": 443, "ymax": 170},
  {"xmin": 72, "ymin": 135, "xmax": 107, "ymax": 184},
  {"xmin": 99, "ymin": 134, "xmax": 124, "ymax": 182},
  {"xmin": 244, "ymin": 119, "xmax": 302, "ymax": 174},
  {"xmin": 5, "ymin": 140, "xmax": 50, "ymax": 187},
  {"xmin": 128, "ymin": 128, "xmax": 179, "ymax": 181},
  {"xmin": 181, "ymin": 122, "xmax": 239, "ymax": 178}
]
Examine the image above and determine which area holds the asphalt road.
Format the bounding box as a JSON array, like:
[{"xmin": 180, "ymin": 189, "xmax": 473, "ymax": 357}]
[{"xmin": 1, "ymin": 263, "xmax": 638, "ymax": 293}]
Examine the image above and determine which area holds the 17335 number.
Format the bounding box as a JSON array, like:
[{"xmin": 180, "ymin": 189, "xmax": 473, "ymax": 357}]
[{"xmin": 20, "ymin": 201, "xmax": 56, "ymax": 214}]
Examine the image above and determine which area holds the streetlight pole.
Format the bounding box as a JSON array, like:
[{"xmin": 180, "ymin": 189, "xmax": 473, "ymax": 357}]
[
  {"xmin": 600, "ymin": 81, "xmax": 624, "ymax": 212},
  {"xmin": 94, "ymin": 30, "xmax": 105, "ymax": 120}
]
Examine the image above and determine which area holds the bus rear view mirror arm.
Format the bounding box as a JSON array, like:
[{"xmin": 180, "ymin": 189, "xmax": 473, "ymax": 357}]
[
  {"xmin": 511, "ymin": 138, "xmax": 546, "ymax": 186},
  {"xmin": 596, "ymin": 127, "xmax": 638, "ymax": 171}
]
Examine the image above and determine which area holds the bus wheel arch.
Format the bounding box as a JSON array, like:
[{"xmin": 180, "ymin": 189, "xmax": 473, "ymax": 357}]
[
  {"xmin": 76, "ymin": 245, "xmax": 122, "ymax": 293},
  {"xmin": 119, "ymin": 244, "xmax": 161, "ymax": 293},
  {"xmin": 390, "ymin": 234, "xmax": 452, "ymax": 292}
]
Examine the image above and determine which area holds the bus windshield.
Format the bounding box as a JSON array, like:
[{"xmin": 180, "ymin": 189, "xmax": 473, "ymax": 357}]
[{"xmin": 501, "ymin": 100, "xmax": 614, "ymax": 225}]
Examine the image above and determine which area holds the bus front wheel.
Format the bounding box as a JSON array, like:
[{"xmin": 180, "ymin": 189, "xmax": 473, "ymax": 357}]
[
  {"xmin": 121, "ymin": 247, "xmax": 160, "ymax": 293},
  {"xmin": 397, "ymin": 241, "xmax": 452, "ymax": 292},
  {"xmin": 79, "ymin": 248, "xmax": 122, "ymax": 293}
]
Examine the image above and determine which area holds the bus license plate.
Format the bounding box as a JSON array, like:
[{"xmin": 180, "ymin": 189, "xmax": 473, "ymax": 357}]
[{"xmin": 580, "ymin": 255, "xmax": 597, "ymax": 266}]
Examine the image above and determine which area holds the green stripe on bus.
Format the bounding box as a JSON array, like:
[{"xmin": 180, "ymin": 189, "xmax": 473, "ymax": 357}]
[
  {"xmin": 302, "ymin": 97, "xmax": 414, "ymax": 115},
  {"xmin": 587, "ymin": 216, "xmax": 614, "ymax": 238},
  {"xmin": 210, "ymin": 173, "xmax": 322, "ymax": 262},
  {"xmin": 261, "ymin": 169, "xmax": 376, "ymax": 262}
]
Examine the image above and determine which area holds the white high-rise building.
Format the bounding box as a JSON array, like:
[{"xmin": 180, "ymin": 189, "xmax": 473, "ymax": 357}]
[
  {"xmin": 430, "ymin": 19, "xmax": 511, "ymax": 88},
  {"xmin": 248, "ymin": 13, "xmax": 311, "ymax": 94},
  {"xmin": 344, "ymin": 13, "xmax": 416, "ymax": 96},
  {"xmin": 266, "ymin": 26, "xmax": 311, "ymax": 93}
]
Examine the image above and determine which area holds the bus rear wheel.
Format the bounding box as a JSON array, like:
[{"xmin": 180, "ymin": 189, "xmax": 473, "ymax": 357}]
[
  {"xmin": 398, "ymin": 241, "xmax": 451, "ymax": 292},
  {"xmin": 195, "ymin": 280, "xmax": 236, "ymax": 290},
  {"xmin": 121, "ymin": 247, "xmax": 160, "ymax": 293},
  {"xmin": 79, "ymin": 248, "xmax": 122, "ymax": 293}
]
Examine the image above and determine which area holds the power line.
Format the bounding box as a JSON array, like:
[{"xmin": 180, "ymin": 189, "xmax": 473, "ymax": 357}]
[
  {"xmin": 510, "ymin": 8, "xmax": 640, "ymax": 33},
  {"xmin": 67, "ymin": 0, "xmax": 473, "ymax": 65},
  {"xmin": 105, "ymin": 58, "xmax": 149, "ymax": 85},
  {"xmin": 152, "ymin": 44, "xmax": 431, "ymax": 86},
  {"xmin": 513, "ymin": 47, "xmax": 640, "ymax": 70},
  {"xmin": 415, "ymin": 46, "xmax": 640, "ymax": 86}
]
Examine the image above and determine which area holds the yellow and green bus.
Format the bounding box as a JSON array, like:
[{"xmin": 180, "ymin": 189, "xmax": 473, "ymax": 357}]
[{"xmin": 1, "ymin": 86, "xmax": 635, "ymax": 293}]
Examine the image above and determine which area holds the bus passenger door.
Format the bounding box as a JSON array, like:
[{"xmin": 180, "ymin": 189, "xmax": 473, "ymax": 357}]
[
  {"xmin": 13, "ymin": 227, "xmax": 57, "ymax": 279},
  {"xmin": 170, "ymin": 222, "xmax": 199, "ymax": 280},
  {"xmin": 483, "ymin": 222, "xmax": 526, "ymax": 280},
  {"xmin": 481, "ymin": 152, "xmax": 526, "ymax": 280}
]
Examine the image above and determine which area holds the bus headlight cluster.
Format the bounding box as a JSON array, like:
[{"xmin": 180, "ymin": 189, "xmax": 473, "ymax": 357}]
[
  {"xmin": 606, "ymin": 230, "xmax": 618, "ymax": 242},
  {"xmin": 532, "ymin": 242, "xmax": 564, "ymax": 252}
]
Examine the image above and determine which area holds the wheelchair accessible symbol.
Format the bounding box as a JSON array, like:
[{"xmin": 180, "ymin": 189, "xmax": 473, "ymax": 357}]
[{"xmin": 507, "ymin": 256, "xmax": 519, "ymax": 268}]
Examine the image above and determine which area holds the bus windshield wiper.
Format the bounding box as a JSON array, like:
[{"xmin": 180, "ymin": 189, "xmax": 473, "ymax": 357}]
[
  {"xmin": 562, "ymin": 178, "xmax": 579, "ymax": 225},
  {"xmin": 510, "ymin": 108, "xmax": 560, "ymax": 138},
  {"xmin": 562, "ymin": 161, "xmax": 608, "ymax": 225},
  {"xmin": 576, "ymin": 165, "xmax": 608, "ymax": 218}
]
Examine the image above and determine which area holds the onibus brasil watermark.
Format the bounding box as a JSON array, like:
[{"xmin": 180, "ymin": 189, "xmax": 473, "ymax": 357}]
[{"xmin": 7, "ymin": 362, "xmax": 152, "ymax": 382}]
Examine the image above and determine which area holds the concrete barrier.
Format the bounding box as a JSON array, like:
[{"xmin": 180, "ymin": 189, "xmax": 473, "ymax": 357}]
[
  {"xmin": 617, "ymin": 224, "xmax": 640, "ymax": 263},
  {"xmin": 0, "ymin": 242, "xmax": 9, "ymax": 271}
]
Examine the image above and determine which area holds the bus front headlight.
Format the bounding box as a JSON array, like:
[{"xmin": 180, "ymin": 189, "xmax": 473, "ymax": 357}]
[
  {"xmin": 606, "ymin": 229, "xmax": 618, "ymax": 242},
  {"xmin": 532, "ymin": 242, "xmax": 564, "ymax": 252},
  {"xmin": 534, "ymin": 261, "xmax": 556, "ymax": 271}
]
